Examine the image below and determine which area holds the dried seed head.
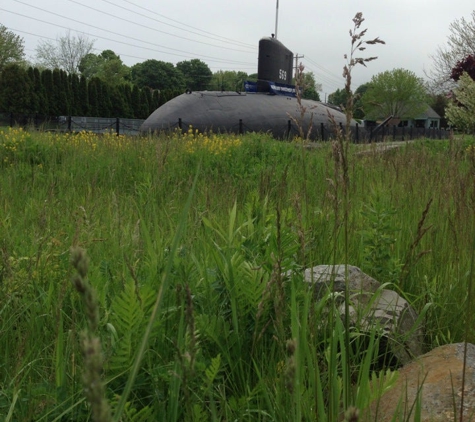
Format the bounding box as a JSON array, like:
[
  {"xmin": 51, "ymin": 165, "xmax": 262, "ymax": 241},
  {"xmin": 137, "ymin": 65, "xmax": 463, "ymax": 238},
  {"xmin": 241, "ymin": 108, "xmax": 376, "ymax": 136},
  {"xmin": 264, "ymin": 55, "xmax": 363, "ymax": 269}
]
[
  {"xmin": 70, "ymin": 247, "xmax": 89, "ymax": 278},
  {"xmin": 286, "ymin": 338, "xmax": 297, "ymax": 356},
  {"xmin": 344, "ymin": 406, "xmax": 360, "ymax": 422}
]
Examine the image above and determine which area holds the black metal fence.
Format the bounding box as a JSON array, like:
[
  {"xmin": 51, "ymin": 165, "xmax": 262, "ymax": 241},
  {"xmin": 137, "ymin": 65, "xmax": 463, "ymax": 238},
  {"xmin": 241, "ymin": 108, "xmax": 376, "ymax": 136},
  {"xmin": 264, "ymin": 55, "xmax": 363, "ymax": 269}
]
[
  {"xmin": 58, "ymin": 116, "xmax": 145, "ymax": 136},
  {"xmin": 162, "ymin": 117, "xmax": 451, "ymax": 142},
  {"xmin": 319, "ymin": 122, "xmax": 450, "ymax": 143},
  {"xmin": 1, "ymin": 112, "xmax": 450, "ymax": 142},
  {"xmin": 0, "ymin": 113, "xmax": 145, "ymax": 136}
]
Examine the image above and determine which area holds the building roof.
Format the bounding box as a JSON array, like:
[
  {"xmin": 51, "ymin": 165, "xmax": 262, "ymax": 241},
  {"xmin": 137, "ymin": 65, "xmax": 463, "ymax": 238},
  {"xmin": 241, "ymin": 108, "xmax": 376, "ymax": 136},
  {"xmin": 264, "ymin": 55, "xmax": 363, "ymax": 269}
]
[
  {"xmin": 364, "ymin": 105, "xmax": 441, "ymax": 122},
  {"xmin": 414, "ymin": 105, "xmax": 440, "ymax": 120}
]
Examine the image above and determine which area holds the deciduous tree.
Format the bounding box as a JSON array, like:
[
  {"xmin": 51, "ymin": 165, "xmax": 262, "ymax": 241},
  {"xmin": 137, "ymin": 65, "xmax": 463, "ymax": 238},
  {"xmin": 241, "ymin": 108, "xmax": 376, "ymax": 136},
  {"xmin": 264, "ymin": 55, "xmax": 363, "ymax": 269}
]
[
  {"xmin": 451, "ymin": 54, "xmax": 475, "ymax": 81},
  {"xmin": 299, "ymin": 71, "xmax": 321, "ymax": 101},
  {"xmin": 131, "ymin": 60, "xmax": 185, "ymax": 91},
  {"xmin": 176, "ymin": 59, "xmax": 212, "ymax": 91},
  {"xmin": 427, "ymin": 10, "xmax": 475, "ymax": 91},
  {"xmin": 361, "ymin": 68, "xmax": 428, "ymax": 119},
  {"xmin": 79, "ymin": 50, "xmax": 130, "ymax": 85},
  {"xmin": 210, "ymin": 70, "xmax": 248, "ymax": 91},
  {"xmin": 328, "ymin": 88, "xmax": 348, "ymax": 108},
  {"xmin": 353, "ymin": 83, "xmax": 370, "ymax": 119},
  {"xmin": 35, "ymin": 31, "xmax": 95, "ymax": 74},
  {"xmin": 446, "ymin": 72, "xmax": 475, "ymax": 133},
  {"xmin": 0, "ymin": 24, "xmax": 25, "ymax": 73},
  {"xmin": 328, "ymin": 83, "xmax": 369, "ymax": 119}
]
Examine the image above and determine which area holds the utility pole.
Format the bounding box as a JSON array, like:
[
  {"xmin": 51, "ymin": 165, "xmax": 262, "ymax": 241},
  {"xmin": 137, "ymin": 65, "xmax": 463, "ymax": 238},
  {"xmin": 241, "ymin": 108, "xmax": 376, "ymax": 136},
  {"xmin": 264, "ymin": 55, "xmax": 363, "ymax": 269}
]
[{"xmin": 294, "ymin": 53, "xmax": 305, "ymax": 79}]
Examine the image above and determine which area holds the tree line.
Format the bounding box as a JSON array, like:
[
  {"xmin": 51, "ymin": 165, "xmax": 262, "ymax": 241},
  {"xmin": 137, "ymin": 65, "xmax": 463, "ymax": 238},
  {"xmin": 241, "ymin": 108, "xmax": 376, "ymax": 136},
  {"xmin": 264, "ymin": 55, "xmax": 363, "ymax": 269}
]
[{"xmin": 0, "ymin": 63, "xmax": 184, "ymax": 119}]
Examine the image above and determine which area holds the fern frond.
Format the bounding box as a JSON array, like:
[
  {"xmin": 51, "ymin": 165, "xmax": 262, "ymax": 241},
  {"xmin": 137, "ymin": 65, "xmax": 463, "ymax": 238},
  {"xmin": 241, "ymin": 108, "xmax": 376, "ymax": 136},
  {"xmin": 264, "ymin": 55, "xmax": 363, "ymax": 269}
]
[
  {"xmin": 124, "ymin": 403, "xmax": 154, "ymax": 422},
  {"xmin": 107, "ymin": 279, "xmax": 144, "ymax": 374},
  {"xmin": 204, "ymin": 353, "xmax": 221, "ymax": 388},
  {"xmin": 110, "ymin": 398, "xmax": 154, "ymax": 422},
  {"xmin": 191, "ymin": 403, "xmax": 208, "ymax": 422}
]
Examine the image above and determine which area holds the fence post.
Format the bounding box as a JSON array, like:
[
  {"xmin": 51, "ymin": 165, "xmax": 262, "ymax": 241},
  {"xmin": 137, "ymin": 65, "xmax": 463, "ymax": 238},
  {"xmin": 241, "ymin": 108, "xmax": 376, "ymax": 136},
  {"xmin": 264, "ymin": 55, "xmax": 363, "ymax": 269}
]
[
  {"xmin": 10, "ymin": 112, "xmax": 13, "ymax": 127},
  {"xmin": 321, "ymin": 122, "xmax": 325, "ymax": 141},
  {"xmin": 239, "ymin": 119, "xmax": 243, "ymax": 134},
  {"xmin": 287, "ymin": 119, "xmax": 291, "ymax": 139},
  {"xmin": 393, "ymin": 125, "xmax": 396, "ymax": 142},
  {"xmin": 355, "ymin": 123, "xmax": 359, "ymax": 144},
  {"xmin": 178, "ymin": 118, "xmax": 182, "ymax": 130},
  {"xmin": 67, "ymin": 115, "xmax": 72, "ymax": 132},
  {"xmin": 116, "ymin": 117, "xmax": 120, "ymax": 136}
]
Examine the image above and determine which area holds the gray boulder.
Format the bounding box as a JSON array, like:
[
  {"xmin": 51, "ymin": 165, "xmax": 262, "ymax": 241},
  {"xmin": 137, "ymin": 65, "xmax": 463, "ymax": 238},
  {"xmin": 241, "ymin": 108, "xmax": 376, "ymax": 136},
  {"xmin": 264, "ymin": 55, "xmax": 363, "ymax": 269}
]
[
  {"xmin": 297, "ymin": 265, "xmax": 423, "ymax": 365},
  {"xmin": 363, "ymin": 343, "xmax": 475, "ymax": 421}
]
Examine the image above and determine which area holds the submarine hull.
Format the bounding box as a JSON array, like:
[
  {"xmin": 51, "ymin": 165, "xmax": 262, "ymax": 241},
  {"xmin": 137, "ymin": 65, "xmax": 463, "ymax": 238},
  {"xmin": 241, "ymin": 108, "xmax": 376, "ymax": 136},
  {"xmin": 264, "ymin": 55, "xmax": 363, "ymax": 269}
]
[{"xmin": 140, "ymin": 91, "xmax": 353, "ymax": 140}]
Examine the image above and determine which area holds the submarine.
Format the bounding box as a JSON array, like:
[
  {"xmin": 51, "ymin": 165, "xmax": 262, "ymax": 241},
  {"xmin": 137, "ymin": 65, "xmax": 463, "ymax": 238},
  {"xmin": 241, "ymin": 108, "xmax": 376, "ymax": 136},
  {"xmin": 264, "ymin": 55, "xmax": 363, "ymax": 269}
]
[{"xmin": 140, "ymin": 36, "xmax": 354, "ymax": 140}]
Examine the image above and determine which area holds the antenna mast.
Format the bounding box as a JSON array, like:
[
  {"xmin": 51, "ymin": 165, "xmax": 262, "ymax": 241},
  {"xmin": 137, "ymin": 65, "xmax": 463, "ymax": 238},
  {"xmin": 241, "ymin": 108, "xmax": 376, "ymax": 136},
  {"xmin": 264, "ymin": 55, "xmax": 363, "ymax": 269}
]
[{"xmin": 275, "ymin": 0, "xmax": 279, "ymax": 39}]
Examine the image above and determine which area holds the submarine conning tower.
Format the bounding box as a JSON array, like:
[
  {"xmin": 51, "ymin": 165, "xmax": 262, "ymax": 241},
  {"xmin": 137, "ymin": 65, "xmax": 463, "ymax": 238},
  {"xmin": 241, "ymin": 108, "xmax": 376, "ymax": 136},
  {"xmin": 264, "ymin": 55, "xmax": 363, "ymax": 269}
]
[{"xmin": 257, "ymin": 36, "xmax": 294, "ymax": 93}]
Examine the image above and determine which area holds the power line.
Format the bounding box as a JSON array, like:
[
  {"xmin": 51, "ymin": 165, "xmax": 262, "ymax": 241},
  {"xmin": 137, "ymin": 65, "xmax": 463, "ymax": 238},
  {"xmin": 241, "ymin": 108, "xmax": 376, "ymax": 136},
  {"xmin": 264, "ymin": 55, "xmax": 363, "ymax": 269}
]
[
  {"xmin": 2, "ymin": 8, "xmax": 256, "ymax": 65},
  {"xmin": 97, "ymin": 0, "xmax": 256, "ymax": 50},
  {"xmin": 10, "ymin": 28, "xmax": 57, "ymax": 43},
  {"xmin": 301, "ymin": 56, "xmax": 347, "ymax": 94},
  {"xmin": 304, "ymin": 68, "xmax": 342, "ymax": 92},
  {"xmin": 300, "ymin": 62, "xmax": 341, "ymax": 91},
  {"xmin": 305, "ymin": 55, "xmax": 344, "ymax": 86},
  {"xmin": 64, "ymin": 0, "xmax": 255, "ymax": 54},
  {"xmin": 119, "ymin": 0, "xmax": 256, "ymax": 49}
]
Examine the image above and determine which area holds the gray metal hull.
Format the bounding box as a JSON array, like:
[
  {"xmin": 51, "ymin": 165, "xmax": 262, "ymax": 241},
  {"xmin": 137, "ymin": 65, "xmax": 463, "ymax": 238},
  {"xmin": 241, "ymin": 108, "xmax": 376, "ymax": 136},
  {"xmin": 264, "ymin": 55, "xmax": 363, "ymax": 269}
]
[{"xmin": 140, "ymin": 91, "xmax": 354, "ymax": 139}]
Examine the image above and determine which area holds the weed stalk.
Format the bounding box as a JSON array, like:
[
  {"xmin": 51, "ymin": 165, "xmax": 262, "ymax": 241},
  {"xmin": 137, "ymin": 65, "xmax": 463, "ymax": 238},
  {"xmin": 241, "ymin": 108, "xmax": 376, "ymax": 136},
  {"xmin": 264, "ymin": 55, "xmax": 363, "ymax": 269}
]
[
  {"xmin": 70, "ymin": 247, "xmax": 112, "ymax": 422},
  {"xmin": 336, "ymin": 12, "xmax": 385, "ymax": 413}
]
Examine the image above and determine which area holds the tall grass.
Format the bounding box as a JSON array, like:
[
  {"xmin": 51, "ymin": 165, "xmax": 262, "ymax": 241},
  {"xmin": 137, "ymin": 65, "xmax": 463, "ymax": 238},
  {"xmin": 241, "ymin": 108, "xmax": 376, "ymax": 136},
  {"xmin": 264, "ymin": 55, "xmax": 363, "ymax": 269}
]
[{"xmin": 1, "ymin": 124, "xmax": 475, "ymax": 420}]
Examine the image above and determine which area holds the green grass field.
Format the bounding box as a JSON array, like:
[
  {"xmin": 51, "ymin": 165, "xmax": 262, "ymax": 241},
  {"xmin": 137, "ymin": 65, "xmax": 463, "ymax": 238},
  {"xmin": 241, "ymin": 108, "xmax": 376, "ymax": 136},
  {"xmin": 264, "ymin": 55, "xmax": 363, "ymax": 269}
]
[{"xmin": 1, "ymin": 126, "xmax": 475, "ymax": 421}]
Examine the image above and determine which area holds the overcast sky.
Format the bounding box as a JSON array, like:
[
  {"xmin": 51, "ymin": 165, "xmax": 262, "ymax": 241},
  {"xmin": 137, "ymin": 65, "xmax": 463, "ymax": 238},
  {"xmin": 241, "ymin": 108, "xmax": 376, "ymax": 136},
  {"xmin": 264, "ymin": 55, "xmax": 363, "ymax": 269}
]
[{"xmin": 2, "ymin": 0, "xmax": 474, "ymax": 97}]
